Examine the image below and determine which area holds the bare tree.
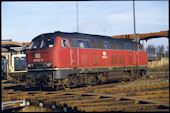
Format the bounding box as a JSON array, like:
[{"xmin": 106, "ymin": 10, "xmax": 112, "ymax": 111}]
[
  {"xmin": 147, "ymin": 44, "xmax": 156, "ymax": 57},
  {"xmin": 165, "ymin": 45, "xmax": 169, "ymax": 57},
  {"xmin": 156, "ymin": 45, "xmax": 165, "ymax": 57}
]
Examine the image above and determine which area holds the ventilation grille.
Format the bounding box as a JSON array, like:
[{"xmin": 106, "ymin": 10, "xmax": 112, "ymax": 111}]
[
  {"xmin": 93, "ymin": 54, "xmax": 99, "ymax": 65},
  {"xmin": 119, "ymin": 55, "xmax": 125, "ymax": 64},
  {"xmin": 111, "ymin": 55, "xmax": 118, "ymax": 64},
  {"xmin": 128, "ymin": 55, "xmax": 132, "ymax": 64}
]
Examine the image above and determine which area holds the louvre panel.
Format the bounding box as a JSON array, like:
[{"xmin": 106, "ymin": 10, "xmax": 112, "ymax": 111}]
[
  {"xmin": 119, "ymin": 55, "xmax": 125, "ymax": 64},
  {"xmin": 128, "ymin": 55, "xmax": 132, "ymax": 64},
  {"xmin": 111, "ymin": 55, "xmax": 118, "ymax": 64},
  {"xmin": 81, "ymin": 54, "xmax": 88, "ymax": 66},
  {"xmin": 22, "ymin": 65, "xmax": 25, "ymax": 69},
  {"xmin": 15, "ymin": 65, "xmax": 19, "ymax": 70},
  {"xmin": 93, "ymin": 54, "xmax": 99, "ymax": 65}
]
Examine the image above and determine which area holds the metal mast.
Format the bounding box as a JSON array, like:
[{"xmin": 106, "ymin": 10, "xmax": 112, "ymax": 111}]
[
  {"xmin": 76, "ymin": 1, "xmax": 79, "ymax": 32},
  {"xmin": 133, "ymin": 0, "xmax": 137, "ymax": 42}
]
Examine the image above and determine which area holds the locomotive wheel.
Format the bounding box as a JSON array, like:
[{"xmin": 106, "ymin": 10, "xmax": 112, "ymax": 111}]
[
  {"xmin": 133, "ymin": 70, "xmax": 141, "ymax": 80},
  {"xmin": 97, "ymin": 74, "xmax": 106, "ymax": 84},
  {"xmin": 123, "ymin": 72, "xmax": 130, "ymax": 82},
  {"xmin": 129, "ymin": 70, "xmax": 136, "ymax": 81},
  {"xmin": 13, "ymin": 78, "xmax": 18, "ymax": 84},
  {"xmin": 13, "ymin": 78, "xmax": 17, "ymax": 84},
  {"xmin": 25, "ymin": 79, "xmax": 31, "ymax": 88},
  {"xmin": 141, "ymin": 71, "xmax": 146, "ymax": 77},
  {"xmin": 62, "ymin": 78, "xmax": 70, "ymax": 90},
  {"xmin": 56, "ymin": 84, "xmax": 59, "ymax": 91},
  {"xmin": 86, "ymin": 76, "xmax": 98, "ymax": 87},
  {"xmin": 25, "ymin": 84, "xmax": 30, "ymax": 88}
]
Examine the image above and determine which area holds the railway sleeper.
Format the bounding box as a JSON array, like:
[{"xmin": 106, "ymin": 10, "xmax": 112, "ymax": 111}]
[
  {"xmin": 68, "ymin": 81, "xmax": 129, "ymax": 93},
  {"xmin": 66, "ymin": 100, "xmax": 136, "ymax": 108},
  {"xmin": 31, "ymin": 95, "xmax": 98, "ymax": 107},
  {"xmin": 119, "ymin": 89, "xmax": 169, "ymax": 96},
  {"xmin": 59, "ymin": 97, "xmax": 116, "ymax": 105},
  {"xmin": 135, "ymin": 93, "xmax": 169, "ymax": 99},
  {"xmin": 94, "ymin": 82, "xmax": 169, "ymax": 94},
  {"xmin": 50, "ymin": 95, "xmax": 96, "ymax": 103},
  {"xmin": 78, "ymin": 103, "xmax": 159, "ymax": 112},
  {"xmin": 158, "ymin": 98, "xmax": 169, "ymax": 102}
]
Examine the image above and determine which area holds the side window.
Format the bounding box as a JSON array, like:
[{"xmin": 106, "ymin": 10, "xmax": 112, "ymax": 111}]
[
  {"xmin": 130, "ymin": 44, "xmax": 138, "ymax": 51},
  {"xmin": 76, "ymin": 40, "xmax": 91, "ymax": 48},
  {"xmin": 85, "ymin": 40, "xmax": 91, "ymax": 48},
  {"xmin": 116, "ymin": 43, "xmax": 122, "ymax": 50},
  {"xmin": 78, "ymin": 40, "xmax": 85, "ymax": 48},
  {"xmin": 109, "ymin": 41, "xmax": 117, "ymax": 50},
  {"xmin": 61, "ymin": 38, "xmax": 68, "ymax": 47},
  {"xmin": 97, "ymin": 40, "xmax": 105, "ymax": 49},
  {"xmin": 138, "ymin": 45, "xmax": 144, "ymax": 51},
  {"xmin": 104, "ymin": 41, "xmax": 109, "ymax": 49},
  {"xmin": 68, "ymin": 38, "xmax": 76, "ymax": 47},
  {"xmin": 91, "ymin": 40, "xmax": 98, "ymax": 48},
  {"xmin": 134, "ymin": 44, "xmax": 138, "ymax": 51},
  {"xmin": 126, "ymin": 44, "xmax": 131, "ymax": 50}
]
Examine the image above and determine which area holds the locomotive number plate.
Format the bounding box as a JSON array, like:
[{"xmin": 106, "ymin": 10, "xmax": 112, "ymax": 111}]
[{"xmin": 35, "ymin": 53, "xmax": 41, "ymax": 58}]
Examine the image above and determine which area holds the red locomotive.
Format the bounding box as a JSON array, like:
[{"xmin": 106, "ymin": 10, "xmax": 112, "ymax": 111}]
[{"xmin": 25, "ymin": 31, "xmax": 147, "ymax": 90}]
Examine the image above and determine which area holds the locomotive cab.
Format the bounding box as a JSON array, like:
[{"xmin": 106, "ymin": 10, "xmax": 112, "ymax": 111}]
[
  {"xmin": 27, "ymin": 38, "xmax": 55, "ymax": 69},
  {"xmin": 27, "ymin": 36, "xmax": 71, "ymax": 70},
  {"xmin": 26, "ymin": 35, "xmax": 71, "ymax": 89}
]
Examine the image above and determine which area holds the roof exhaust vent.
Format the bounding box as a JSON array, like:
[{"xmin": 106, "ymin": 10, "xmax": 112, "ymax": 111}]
[{"xmin": 54, "ymin": 31, "xmax": 61, "ymax": 33}]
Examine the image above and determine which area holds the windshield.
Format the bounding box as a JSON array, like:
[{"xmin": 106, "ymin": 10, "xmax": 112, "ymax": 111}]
[
  {"xmin": 29, "ymin": 40, "xmax": 41, "ymax": 49},
  {"xmin": 29, "ymin": 38, "xmax": 55, "ymax": 49},
  {"xmin": 40, "ymin": 39, "xmax": 54, "ymax": 48}
]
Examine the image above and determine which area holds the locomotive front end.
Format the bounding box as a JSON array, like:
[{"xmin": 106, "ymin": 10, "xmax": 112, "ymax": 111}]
[{"xmin": 25, "ymin": 35, "xmax": 57, "ymax": 89}]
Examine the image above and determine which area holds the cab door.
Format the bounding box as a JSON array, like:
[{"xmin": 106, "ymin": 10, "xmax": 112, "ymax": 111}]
[
  {"xmin": 70, "ymin": 48, "xmax": 78, "ymax": 68},
  {"xmin": 135, "ymin": 51, "xmax": 139, "ymax": 66}
]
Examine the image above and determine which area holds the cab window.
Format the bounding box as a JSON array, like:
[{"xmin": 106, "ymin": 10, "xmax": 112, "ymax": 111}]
[
  {"xmin": 138, "ymin": 45, "xmax": 144, "ymax": 51},
  {"xmin": 29, "ymin": 40, "xmax": 41, "ymax": 49},
  {"xmin": 41, "ymin": 39, "xmax": 54, "ymax": 48},
  {"xmin": 61, "ymin": 39, "xmax": 68, "ymax": 47}
]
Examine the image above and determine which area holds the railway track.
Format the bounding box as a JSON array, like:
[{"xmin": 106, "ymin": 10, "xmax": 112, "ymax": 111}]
[{"xmin": 2, "ymin": 75, "xmax": 169, "ymax": 112}]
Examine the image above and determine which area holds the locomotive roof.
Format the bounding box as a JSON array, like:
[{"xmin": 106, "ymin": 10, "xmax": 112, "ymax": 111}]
[{"xmin": 33, "ymin": 31, "xmax": 138, "ymax": 44}]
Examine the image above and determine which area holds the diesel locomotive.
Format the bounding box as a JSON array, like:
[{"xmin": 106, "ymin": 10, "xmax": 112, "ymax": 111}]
[
  {"xmin": 1, "ymin": 53, "xmax": 27, "ymax": 83},
  {"xmin": 25, "ymin": 31, "xmax": 147, "ymax": 90}
]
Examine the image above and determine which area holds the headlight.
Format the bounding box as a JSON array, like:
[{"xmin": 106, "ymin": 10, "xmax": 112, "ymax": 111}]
[
  {"xmin": 27, "ymin": 63, "xmax": 33, "ymax": 68},
  {"xmin": 44, "ymin": 62, "xmax": 51, "ymax": 67}
]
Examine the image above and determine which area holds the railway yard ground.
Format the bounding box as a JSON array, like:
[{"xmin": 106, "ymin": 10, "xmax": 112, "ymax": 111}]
[{"xmin": 1, "ymin": 70, "xmax": 170, "ymax": 112}]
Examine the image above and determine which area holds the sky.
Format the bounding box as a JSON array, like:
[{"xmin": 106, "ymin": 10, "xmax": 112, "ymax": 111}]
[{"xmin": 1, "ymin": 1, "xmax": 169, "ymax": 49}]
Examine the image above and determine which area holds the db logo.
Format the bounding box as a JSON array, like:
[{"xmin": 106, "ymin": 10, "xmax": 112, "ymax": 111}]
[{"xmin": 35, "ymin": 53, "xmax": 41, "ymax": 58}]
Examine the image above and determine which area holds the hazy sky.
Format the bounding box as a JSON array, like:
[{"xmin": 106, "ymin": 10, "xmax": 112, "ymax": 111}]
[{"xmin": 1, "ymin": 1, "xmax": 169, "ymax": 48}]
